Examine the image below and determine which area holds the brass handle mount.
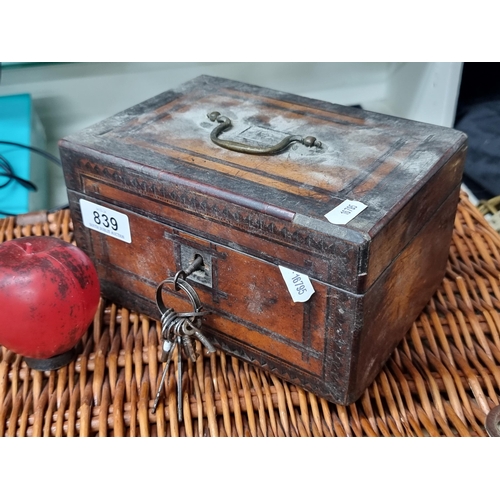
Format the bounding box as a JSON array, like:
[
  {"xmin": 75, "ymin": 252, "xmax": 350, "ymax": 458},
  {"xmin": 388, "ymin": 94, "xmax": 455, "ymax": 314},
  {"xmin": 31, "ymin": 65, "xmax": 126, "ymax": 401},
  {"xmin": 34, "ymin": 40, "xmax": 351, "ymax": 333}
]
[{"xmin": 207, "ymin": 111, "xmax": 322, "ymax": 155}]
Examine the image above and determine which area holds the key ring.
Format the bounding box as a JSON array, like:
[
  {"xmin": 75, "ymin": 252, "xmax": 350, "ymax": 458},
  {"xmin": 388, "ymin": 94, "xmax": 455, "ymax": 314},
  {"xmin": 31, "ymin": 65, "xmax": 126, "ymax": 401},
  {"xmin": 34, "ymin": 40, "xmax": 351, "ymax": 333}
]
[
  {"xmin": 156, "ymin": 276, "xmax": 203, "ymax": 316},
  {"xmin": 156, "ymin": 276, "xmax": 208, "ymax": 346}
]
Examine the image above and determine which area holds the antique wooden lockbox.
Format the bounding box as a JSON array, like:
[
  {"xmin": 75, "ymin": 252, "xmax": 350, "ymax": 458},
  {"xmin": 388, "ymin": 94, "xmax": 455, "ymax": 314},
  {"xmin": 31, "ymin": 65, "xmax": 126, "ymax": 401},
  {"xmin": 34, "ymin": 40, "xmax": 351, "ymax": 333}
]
[{"xmin": 59, "ymin": 75, "xmax": 467, "ymax": 405}]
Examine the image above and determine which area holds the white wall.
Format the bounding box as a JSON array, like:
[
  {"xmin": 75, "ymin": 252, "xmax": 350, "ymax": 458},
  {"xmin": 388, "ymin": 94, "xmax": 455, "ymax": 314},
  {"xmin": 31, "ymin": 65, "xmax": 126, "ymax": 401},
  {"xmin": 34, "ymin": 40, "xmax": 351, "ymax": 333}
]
[
  {"xmin": 387, "ymin": 62, "xmax": 463, "ymax": 128},
  {"xmin": 0, "ymin": 63, "xmax": 395, "ymax": 142}
]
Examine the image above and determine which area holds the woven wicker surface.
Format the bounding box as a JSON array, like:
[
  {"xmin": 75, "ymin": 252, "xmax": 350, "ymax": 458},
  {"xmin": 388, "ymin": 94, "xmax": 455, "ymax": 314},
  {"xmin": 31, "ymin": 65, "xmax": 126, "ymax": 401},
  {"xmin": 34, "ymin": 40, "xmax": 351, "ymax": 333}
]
[{"xmin": 1, "ymin": 191, "xmax": 500, "ymax": 437}]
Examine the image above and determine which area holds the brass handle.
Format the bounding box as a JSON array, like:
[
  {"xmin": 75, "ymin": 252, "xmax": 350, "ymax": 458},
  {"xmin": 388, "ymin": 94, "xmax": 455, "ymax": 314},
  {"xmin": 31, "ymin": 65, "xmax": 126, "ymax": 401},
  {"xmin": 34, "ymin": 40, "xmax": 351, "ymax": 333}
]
[{"xmin": 207, "ymin": 111, "xmax": 322, "ymax": 155}]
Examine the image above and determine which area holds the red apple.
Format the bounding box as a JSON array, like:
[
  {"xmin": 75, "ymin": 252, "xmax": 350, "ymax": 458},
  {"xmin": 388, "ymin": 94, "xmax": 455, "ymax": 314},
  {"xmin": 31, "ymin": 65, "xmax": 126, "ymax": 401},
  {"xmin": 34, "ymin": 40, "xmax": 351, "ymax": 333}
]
[{"xmin": 0, "ymin": 236, "xmax": 100, "ymax": 365}]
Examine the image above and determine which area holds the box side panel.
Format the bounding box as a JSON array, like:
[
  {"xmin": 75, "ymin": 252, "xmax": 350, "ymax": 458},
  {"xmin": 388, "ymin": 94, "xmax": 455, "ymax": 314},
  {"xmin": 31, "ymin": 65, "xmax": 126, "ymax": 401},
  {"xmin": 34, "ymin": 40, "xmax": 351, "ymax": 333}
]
[
  {"xmin": 347, "ymin": 184, "xmax": 461, "ymax": 403},
  {"xmin": 364, "ymin": 144, "xmax": 467, "ymax": 289}
]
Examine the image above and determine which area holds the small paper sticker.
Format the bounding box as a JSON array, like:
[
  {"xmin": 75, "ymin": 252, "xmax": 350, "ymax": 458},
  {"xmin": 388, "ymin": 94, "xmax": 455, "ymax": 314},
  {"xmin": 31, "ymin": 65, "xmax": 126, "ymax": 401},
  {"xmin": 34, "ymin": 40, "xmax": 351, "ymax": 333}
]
[
  {"xmin": 80, "ymin": 199, "xmax": 132, "ymax": 243},
  {"xmin": 324, "ymin": 200, "xmax": 367, "ymax": 225},
  {"xmin": 278, "ymin": 266, "xmax": 315, "ymax": 303}
]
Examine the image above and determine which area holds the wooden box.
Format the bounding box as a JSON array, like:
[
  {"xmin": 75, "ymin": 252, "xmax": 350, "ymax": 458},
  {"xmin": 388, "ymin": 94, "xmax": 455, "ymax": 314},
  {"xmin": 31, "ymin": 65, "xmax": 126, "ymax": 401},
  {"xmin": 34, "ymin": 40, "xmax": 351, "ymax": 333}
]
[{"xmin": 59, "ymin": 75, "xmax": 467, "ymax": 405}]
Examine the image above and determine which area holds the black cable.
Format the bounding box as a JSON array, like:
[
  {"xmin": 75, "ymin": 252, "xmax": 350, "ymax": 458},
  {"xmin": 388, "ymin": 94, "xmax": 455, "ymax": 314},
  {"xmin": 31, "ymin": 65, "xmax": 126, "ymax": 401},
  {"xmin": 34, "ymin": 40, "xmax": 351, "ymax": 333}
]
[
  {"xmin": 0, "ymin": 152, "xmax": 38, "ymax": 191},
  {"xmin": 0, "ymin": 140, "xmax": 62, "ymax": 166},
  {"xmin": 0, "ymin": 140, "xmax": 69, "ymax": 216}
]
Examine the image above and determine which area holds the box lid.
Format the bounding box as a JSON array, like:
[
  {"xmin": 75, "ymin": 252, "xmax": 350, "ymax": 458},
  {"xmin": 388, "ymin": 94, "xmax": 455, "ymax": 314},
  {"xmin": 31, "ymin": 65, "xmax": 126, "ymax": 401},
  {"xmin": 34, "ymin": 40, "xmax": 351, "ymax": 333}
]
[{"xmin": 60, "ymin": 75, "xmax": 467, "ymax": 293}]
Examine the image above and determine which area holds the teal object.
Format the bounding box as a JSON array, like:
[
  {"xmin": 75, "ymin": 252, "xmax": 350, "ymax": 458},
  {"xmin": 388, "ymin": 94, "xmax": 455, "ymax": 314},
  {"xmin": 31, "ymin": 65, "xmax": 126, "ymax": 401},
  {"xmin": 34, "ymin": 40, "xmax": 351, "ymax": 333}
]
[{"xmin": 0, "ymin": 94, "xmax": 47, "ymax": 217}]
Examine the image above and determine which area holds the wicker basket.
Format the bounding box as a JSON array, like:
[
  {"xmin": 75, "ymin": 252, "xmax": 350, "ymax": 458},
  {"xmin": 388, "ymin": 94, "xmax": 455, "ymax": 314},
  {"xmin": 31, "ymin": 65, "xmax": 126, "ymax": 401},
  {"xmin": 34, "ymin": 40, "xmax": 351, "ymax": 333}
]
[{"xmin": 1, "ymin": 190, "xmax": 500, "ymax": 437}]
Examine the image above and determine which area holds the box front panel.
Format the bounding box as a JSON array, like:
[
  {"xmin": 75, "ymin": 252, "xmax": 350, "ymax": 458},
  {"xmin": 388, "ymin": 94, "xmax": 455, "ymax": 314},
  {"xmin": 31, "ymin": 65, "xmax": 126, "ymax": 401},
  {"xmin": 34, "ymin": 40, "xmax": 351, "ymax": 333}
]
[{"xmin": 67, "ymin": 188, "xmax": 362, "ymax": 398}]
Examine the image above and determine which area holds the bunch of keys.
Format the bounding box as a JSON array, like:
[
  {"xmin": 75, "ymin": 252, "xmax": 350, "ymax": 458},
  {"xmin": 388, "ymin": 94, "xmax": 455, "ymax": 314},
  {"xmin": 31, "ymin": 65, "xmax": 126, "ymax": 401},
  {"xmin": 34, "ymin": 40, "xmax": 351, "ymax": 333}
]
[{"xmin": 152, "ymin": 257, "xmax": 216, "ymax": 420}]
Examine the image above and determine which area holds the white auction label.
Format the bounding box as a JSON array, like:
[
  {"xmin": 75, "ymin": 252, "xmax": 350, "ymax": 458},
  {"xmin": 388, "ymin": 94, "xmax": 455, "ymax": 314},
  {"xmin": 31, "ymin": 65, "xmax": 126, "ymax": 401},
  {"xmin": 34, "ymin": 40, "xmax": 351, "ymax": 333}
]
[
  {"xmin": 278, "ymin": 266, "xmax": 315, "ymax": 303},
  {"xmin": 80, "ymin": 199, "xmax": 132, "ymax": 243},
  {"xmin": 324, "ymin": 200, "xmax": 367, "ymax": 225}
]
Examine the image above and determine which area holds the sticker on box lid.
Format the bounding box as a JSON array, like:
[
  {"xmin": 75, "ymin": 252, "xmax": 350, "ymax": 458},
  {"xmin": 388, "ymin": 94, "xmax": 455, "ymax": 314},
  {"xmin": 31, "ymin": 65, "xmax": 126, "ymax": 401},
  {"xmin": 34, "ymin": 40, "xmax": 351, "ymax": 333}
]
[
  {"xmin": 278, "ymin": 266, "xmax": 315, "ymax": 303},
  {"xmin": 325, "ymin": 200, "xmax": 367, "ymax": 225},
  {"xmin": 80, "ymin": 199, "xmax": 131, "ymax": 243}
]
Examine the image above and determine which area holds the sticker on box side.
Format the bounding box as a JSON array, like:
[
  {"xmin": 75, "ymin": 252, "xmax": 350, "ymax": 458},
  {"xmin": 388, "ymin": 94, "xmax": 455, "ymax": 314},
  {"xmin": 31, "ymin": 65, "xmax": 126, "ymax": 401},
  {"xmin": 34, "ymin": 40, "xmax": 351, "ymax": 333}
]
[
  {"xmin": 324, "ymin": 200, "xmax": 367, "ymax": 225},
  {"xmin": 80, "ymin": 199, "xmax": 131, "ymax": 243},
  {"xmin": 278, "ymin": 266, "xmax": 315, "ymax": 303}
]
